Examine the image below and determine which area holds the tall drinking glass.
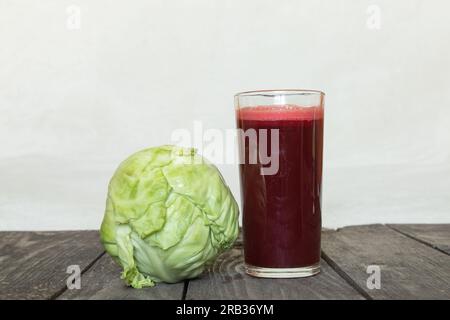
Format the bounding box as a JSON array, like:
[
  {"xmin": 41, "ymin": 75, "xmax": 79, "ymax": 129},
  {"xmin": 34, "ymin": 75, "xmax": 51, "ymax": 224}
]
[{"xmin": 235, "ymin": 89, "xmax": 325, "ymax": 278}]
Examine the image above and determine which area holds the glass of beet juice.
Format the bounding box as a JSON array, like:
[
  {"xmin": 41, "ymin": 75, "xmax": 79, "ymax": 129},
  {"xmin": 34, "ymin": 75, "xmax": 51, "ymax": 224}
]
[{"xmin": 235, "ymin": 89, "xmax": 325, "ymax": 278}]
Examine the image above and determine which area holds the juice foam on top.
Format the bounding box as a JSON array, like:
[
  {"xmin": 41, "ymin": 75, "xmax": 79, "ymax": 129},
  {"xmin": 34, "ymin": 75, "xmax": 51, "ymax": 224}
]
[{"xmin": 238, "ymin": 105, "xmax": 323, "ymax": 121}]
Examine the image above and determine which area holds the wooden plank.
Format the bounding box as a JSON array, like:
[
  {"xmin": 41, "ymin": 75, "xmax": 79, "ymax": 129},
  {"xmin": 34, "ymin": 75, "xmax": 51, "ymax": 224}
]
[
  {"xmin": 0, "ymin": 231, "xmax": 103, "ymax": 300},
  {"xmin": 58, "ymin": 254, "xmax": 185, "ymax": 300},
  {"xmin": 388, "ymin": 224, "xmax": 450, "ymax": 255},
  {"xmin": 186, "ymin": 246, "xmax": 365, "ymax": 300},
  {"xmin": 322, "ymin": 224, "xmax": 450, "ymax": 299}
]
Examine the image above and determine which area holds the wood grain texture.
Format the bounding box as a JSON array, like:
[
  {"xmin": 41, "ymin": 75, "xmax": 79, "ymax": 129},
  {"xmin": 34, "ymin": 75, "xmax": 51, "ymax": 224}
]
[
  {"xmin": 186, "ymin": 246, "xmax": 365, "ymax": 300},
  {"xmin": 2, "ymin": 225, "xmax": 449, "ymax": 300},
  {"xmin": 388, "ymin": 224, "xmax": 450, "ymax": 255},
  {"xmin": 58, "ymin": 254, "xmax": 185, "ymax": 300},
  {"xmin": 0, "ymin": 231, "xmax": 103, "ymax": 300},
  {"xmin": 322, "ymin": 224, "xmax": 450, "ymax": 299}
]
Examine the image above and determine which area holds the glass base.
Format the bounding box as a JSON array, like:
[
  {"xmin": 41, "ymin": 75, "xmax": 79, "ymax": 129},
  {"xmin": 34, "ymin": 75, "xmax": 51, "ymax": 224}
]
[{"xmin": 245, "ymin": 263, "xmax": 320, "ymax": 278}]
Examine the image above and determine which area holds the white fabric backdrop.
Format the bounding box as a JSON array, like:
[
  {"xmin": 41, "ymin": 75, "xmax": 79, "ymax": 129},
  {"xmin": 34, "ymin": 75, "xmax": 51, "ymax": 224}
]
[{"xmin": 1, "ymin": 0, "xmax": 449, "ymax": 230}]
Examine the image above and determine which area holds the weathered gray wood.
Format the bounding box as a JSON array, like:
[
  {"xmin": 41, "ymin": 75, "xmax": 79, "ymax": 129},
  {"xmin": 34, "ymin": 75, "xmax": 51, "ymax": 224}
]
[
  {"xmin": 58, "ymin": 254, "xmax": 185, "ymax": 300},
  {"xmin": 0, "ymin": 231, "xmax": 103, "ymax": 299},
  {"xmin": 322, "ymin": 224, "xmax": 450, "ymax": 299},
  {"xmin": 3, "ymin": 225, "xmax": 449, "ymax": 300},
  {"xmin": 186, "ymin": 246, "xmax": 365, "ymax": 300},
  {"xmin": 388, "ymin": 224, "xmax": 450, "ymax": 255}
]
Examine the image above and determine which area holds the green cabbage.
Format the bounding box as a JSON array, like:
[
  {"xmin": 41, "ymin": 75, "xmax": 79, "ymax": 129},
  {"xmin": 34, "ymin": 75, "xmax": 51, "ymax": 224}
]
[{"xmin": 100, "ymin": 145, "xmax": 239, "ymax": 288}]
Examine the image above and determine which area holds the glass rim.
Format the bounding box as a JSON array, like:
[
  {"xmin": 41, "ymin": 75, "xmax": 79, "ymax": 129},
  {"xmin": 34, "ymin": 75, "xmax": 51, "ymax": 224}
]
[{"xmin": 234, "ymin": 89, "xmax": 325, "ymax": 98}]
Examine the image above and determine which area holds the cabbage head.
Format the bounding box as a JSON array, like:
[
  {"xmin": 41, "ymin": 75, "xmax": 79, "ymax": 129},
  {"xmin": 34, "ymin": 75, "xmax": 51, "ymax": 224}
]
[{"xmin": 100, "ymin": 145, "xmax": 239, "ymax": 288}]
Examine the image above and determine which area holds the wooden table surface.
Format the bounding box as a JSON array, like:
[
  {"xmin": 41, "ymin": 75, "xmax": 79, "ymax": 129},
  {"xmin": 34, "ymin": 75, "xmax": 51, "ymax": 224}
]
[{"xmin": 1, "ymin": 224, "xmax": 449, "ymax": 300}]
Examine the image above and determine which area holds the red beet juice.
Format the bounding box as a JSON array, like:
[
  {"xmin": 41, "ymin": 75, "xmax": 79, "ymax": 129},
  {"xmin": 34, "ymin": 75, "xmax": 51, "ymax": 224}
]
[{"xmin": 237, "ymin": 105, "xmax": 324, "ymax": 270}]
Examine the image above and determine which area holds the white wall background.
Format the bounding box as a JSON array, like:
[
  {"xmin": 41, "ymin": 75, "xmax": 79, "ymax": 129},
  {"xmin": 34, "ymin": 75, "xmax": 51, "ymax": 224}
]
[{"xmin": 1, "ymin": 0, "xmax": 449, "ymax": 230}]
